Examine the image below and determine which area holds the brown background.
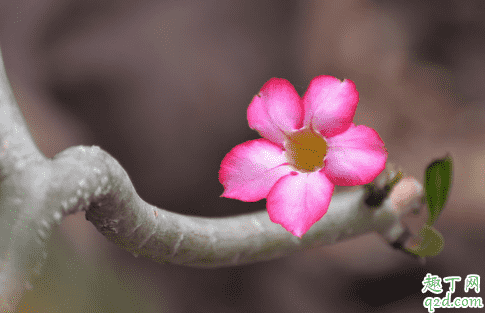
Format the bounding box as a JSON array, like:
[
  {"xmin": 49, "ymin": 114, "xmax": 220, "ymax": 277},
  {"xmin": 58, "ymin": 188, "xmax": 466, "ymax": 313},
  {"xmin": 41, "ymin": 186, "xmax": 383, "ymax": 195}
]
[{"xmin": 1, "ymin": 0, "xmax": 484, "ymax": 312}]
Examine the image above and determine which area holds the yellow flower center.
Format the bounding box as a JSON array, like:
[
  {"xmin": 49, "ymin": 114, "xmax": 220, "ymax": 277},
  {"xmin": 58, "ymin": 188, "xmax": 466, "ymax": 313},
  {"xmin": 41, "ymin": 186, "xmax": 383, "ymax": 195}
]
[{"xmin": 285, "ymin": 128, "xmax": 327, "ymax": 173}]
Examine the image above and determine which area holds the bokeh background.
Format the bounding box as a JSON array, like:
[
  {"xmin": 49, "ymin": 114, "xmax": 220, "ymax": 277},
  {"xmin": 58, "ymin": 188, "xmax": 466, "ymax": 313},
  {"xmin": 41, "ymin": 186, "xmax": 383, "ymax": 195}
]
[{"xmin": 1, "ymin": 0, "xmax": 484, "ymax": 312}]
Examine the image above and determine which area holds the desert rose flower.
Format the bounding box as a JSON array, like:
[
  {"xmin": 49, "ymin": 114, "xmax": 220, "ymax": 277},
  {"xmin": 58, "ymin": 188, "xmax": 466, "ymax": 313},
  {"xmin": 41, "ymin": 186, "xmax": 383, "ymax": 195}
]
[{"xmin": 219, "ymin": 76, "xmax": 387, "ymax": 237}]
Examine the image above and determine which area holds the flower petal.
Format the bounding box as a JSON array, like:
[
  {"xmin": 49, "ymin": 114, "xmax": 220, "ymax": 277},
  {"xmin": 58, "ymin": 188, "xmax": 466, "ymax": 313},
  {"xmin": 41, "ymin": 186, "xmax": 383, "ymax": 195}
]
[
  {"xmin": 219, "ymin": 138, "xmax": 294, "ymax": 202},
  {"xmin": 247, "ymin": 78, "xmax": 303, "ymax": 147},
  {"xmin": 302, "ymin": 75, "xmax": 359, "ymax": 137},
  {"xmin": 267, "ymin": 171, "xmax": 335, "ymax": 238},
  {"xmin": 324, "ymin": 124, "xmax": 387, "ymax": 186}
]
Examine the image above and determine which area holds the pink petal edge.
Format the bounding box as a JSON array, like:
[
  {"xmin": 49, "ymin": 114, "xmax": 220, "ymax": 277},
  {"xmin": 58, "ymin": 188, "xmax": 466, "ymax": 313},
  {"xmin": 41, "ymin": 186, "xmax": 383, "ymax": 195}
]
[
  {"xmin": 267, "ymin": 171, "xmax": 335, "ymax": 237},
  {"xmin": 324, "ymin": 124, "xmax": 387, "ymax": 186},
  {"xmin": 302, "ymin": 75, "xmax": 359, "ymax": 138},
  {"xmin": 247, "ymin": 78, "xmax": 303, "ymax": 147},
  {"xmin": 219, "ymin": 138, "xmax": 294, "ymax": 202}
]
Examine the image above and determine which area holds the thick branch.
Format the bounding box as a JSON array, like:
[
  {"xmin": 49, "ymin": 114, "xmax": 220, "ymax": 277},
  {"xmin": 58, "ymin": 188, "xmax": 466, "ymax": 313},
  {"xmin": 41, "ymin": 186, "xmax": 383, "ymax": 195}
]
[
  {"xmin": 65, "ymin": 148, "xmax": 411, "ymax": 268},
  {"xmin": 48, "ymin": 146, "xmax": 412, "ymax": 268},
  {"xmin": 0, "ymin": 46, "xmax": 44, "ymax": 178}
]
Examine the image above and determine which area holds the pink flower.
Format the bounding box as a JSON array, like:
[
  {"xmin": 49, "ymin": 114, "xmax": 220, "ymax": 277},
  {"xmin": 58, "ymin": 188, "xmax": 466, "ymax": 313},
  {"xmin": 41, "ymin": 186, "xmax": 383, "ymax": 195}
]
[{"xmin": 219, "ymin": 76, "xmax": 387, "ymax": 238}]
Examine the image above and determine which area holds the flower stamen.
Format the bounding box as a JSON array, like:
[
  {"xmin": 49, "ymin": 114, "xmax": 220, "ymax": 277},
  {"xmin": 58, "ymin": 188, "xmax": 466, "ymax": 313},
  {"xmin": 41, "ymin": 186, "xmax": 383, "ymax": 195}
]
[{"xmin": 285, "ymin": 128, "xmax": 327, "ymax": 173}]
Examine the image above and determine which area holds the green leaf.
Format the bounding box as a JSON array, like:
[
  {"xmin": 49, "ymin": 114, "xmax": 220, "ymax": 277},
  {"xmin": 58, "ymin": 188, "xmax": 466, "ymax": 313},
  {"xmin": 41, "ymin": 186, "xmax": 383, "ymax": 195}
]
[
  {"xmin": 424, "ymin": 154, "xmax": 453, "ymax": 226},
  {"xmin": 406, "ymin": 225, "xmax": 444, "ymax": 257}
]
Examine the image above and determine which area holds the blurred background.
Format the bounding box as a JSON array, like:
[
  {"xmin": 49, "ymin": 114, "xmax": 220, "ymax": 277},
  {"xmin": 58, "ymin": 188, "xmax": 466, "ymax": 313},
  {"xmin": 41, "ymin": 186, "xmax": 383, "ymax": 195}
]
[{"xmin": 1, "ymin": 0, "xmax": 484, "ymax": 312}]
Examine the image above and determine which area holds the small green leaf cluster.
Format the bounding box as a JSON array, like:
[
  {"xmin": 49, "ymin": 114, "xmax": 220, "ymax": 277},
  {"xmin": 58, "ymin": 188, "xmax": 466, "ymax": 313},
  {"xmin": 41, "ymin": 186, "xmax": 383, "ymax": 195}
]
[{"xmin": 406, "ymin": 154, "xmax": 452, "ymax": 257}]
